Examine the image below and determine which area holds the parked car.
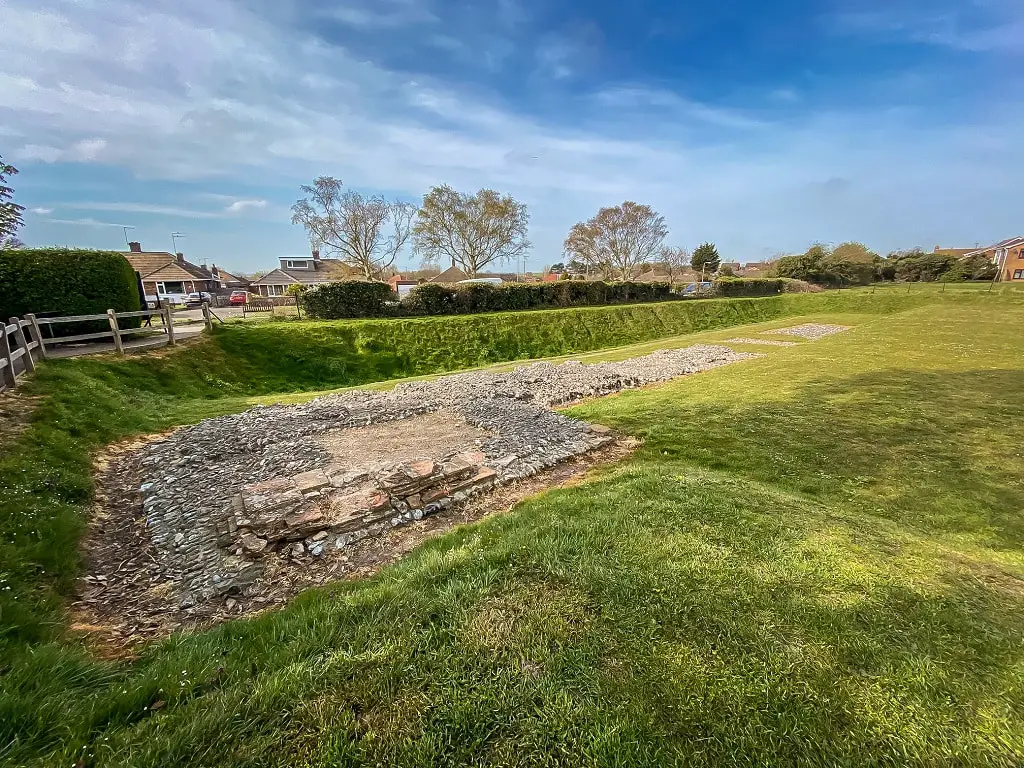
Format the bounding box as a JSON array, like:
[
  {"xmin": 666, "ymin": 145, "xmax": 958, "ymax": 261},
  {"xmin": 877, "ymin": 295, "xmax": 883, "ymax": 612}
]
[
  {"xmin": 157, "ymin": 292, "xmax": 188, "ymax": 306},
  {"xmin": 185, "ymin": 291, "xmax": 213, "ymax": 307},
  {"xmin": 682, "ymin": 281, "xmax": 714, "ymax": 295},
  {"xmin": 228, "ymin": 290, "xmax": 250, "ymax": 306}
]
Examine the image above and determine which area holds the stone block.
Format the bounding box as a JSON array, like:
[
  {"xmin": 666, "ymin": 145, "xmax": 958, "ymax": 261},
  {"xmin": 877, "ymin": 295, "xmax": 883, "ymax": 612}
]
[
  {"xmin": 239, "ymin": 533, "xmax": 268, "ymax": 555},
  {"xmin": 448, "ymin": 466, "xmax": 498, "ymax": 493},
  {"xmin": 326, "ymin": 488, "xmax": 392, "ymax": 532},
  {"xmin": 292, "ymin": 469, "xmax": 331, "ymax": 494},
  {"xmin": 421, "ymin": 486, "xmax": 448, "ymax": 504},
  {"xmin": 238, "ymin": 478, "xmax": 304, "ymax": 524},
  {"xmin": 280, "ymin": 508, "xmax": 326, "ymax": 540},
  {"xmin": 440, "ymin": 455, "xmax": 476, "ymax": 481},
  {"xmin": 455, "ymin": 450, "xmax": 487, "ymax": 465}
]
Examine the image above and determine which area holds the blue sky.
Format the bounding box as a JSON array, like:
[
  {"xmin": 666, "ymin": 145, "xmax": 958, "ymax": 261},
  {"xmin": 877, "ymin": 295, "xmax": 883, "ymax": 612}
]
[{"xmin": 2, "ymin": 0, "xmax": 1021, "ymax": 273}]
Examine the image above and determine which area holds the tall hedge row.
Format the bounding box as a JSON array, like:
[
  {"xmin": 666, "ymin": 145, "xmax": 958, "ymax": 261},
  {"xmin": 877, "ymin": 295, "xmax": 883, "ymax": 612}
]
[
  {"xmin": 300, "ymin": 279, "xmax": 704, "ymax": 320},
  {"xmin": 0, "ymin": 248, "xmax": 141, "ymax": 320}
]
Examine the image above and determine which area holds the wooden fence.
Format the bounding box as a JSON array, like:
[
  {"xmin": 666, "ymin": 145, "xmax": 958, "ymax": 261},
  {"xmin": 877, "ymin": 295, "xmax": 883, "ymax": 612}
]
[
  {"xmin": 0, "ymin": 316, "xmax": 43, "ymax": 391},
  {"xmin": 0, "ymin": 307, "xmax": 176, "ymax": 392}
]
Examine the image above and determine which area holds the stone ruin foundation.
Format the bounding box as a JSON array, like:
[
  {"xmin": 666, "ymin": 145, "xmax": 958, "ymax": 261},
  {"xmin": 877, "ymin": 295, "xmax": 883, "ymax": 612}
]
[{"xmin": 76, "ymin": 344, "xmax": 763, "ymax": 645}]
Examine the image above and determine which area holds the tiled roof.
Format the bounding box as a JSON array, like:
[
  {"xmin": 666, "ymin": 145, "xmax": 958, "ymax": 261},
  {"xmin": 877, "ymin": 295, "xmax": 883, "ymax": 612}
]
[
  {"xmin": 250, "ymin": 259, "xmax": 357, "ymax": 285},
  {"xmin": 428, "ymin": 265, "xmax": 469, "ymax": 283},
  {"xmin": 124, "ymin": 251, "xmax": 214, "ymax": 281},
  {"xmin": 963, "ymin": 236, "xmax": 1024, "ymax": 257}
]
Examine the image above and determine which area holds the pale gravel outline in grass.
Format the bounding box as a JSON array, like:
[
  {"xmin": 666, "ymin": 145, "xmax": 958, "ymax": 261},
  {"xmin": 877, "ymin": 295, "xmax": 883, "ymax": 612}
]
[
  {"xmin": 725, "ymin": 338, "xmax": 799, "ymax": 347},
  {"xmin": 763, "ymin": 324, "xmax": 851, "ymax": 340}
]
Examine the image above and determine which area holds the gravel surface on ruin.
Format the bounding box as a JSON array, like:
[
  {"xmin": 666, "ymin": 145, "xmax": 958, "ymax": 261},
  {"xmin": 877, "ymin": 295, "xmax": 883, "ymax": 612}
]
[{"xmin": 75, "ymin": 344, "xmax": 759, "ymax": 643}]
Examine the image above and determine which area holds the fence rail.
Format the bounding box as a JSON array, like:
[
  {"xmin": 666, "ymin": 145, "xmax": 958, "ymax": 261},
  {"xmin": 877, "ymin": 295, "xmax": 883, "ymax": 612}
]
[{"xmin": 1, "ymin": 306, "xmax": 179, "ymax": 392}]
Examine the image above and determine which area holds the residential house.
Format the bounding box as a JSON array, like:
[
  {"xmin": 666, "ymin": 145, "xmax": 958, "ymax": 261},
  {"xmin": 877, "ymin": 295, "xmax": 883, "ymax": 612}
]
[
  {"xmin": 123, "ymin": 242, "xmax": 220, "ymax": 297},
  {"xmin": 736, "ymin": 261, "xmax": 771, "ymax": 277},
  {"xmin": 249, "ymin": 250, "xmax": 357, "ymax": 296},
  {"xmin": 428, "ymin": 265, "xmax": 470, "ymax": 284},
  {"xmin": 388, "ymin": 274, "xmax": 420, "ymax": 298},
  {"xmin": 960, "ymin": 237, "xmax": 1024, "ymax": 282}
]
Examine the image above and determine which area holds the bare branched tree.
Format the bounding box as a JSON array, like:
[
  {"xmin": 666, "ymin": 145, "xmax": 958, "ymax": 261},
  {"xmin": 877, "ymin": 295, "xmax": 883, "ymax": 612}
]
[
  {"xmin": 658, "ymin": 246, "xmax": 691, "ymax": 283},
  {"xmin": 564, "ymin": 201, "xmax": 668, "ymax": 281},
  {"xmin": 291, "ymin": 177, "xmax": 414, "ymax": 279},
  {"xmin": 412, "ymin": 185, "xmax": 530, "ymax": 276}
]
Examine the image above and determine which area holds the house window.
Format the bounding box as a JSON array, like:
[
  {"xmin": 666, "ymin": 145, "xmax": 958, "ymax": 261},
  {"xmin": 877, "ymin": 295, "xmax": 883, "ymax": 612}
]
[
  {"xmin": 285, "ymin": 260, "xmax": 309, "ymax": 269},
  {"xmin": 1013, "ymin": 270, "xmax": 1024, "ymax": 280}
]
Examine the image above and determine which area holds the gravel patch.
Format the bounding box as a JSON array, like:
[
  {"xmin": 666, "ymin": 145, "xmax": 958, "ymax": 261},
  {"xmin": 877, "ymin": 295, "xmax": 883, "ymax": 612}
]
[
  {"xmin": 78, "ymin": 344, "xmax": 757, "ymax": 637},
  {"xmin": 726, "ymin": 338, "xmax": 799, "ymax": 347},
  {"xmin": 764, "ymin": 324, "xmax": 850, "ymax": 340}
]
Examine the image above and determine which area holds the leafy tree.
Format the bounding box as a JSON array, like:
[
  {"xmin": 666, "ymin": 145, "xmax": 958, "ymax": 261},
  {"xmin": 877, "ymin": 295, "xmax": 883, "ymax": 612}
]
[
  {"xmin": 691, "ymin": 242, "xmax": 720, "ymax": 275},
  {"xmin": 1, "ymin": 155, "xmax": 26, "ymax": 246},
  {"xmin": 413, "ymin": 185, "xmax": 530, "ymax": 276},
  {"xmin": 718, "ymin": 263, "xmax": 736, "ymax": 277},
  {"xmin": 291, "ymin": 177, "xmax": 415, "ymax": 280},
  {"xmin": 564, "ymin": 201, "xmax": 668, "ymax": 281},
  {"xmin": 821, "ymin": 241, "xmax": 878, "ymax": 285},
  {"xmin": 657, "ymin": 246, "xmax": 690, "ymax": 282},
  {"xmin": 548, "ymin": 262, "xmax": 565, "ymax": 274}
]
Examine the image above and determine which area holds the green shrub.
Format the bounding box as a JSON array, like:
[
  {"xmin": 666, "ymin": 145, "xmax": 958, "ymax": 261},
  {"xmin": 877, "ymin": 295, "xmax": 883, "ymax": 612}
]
[
  {"xmin": 0, "ymin": 248, "xmax": 140, "ymax": 321},
  {"xmin": 301, "ymin": 281, "xmax": 396, "ymax": 318},
  {"xmin": 712, "ymin": 277, "xmax": 787, "ymax": 297}
]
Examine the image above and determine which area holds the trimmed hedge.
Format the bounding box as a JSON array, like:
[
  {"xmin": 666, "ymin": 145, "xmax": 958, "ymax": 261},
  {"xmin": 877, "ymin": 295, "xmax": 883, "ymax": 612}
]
[
  {"xmin": 713, "ymin": 277, "xmax": 787, "ymax": 297},
  {"xmin": 301, "ymin": 281, "xmax": 396, "ymax": 318},
  {"xmin": 292, "ymin": 277, "xmax": 808, "ymax": 321},
  {"xmin": 0, "ymin": 248, "xmax": 140, "ymax": 320}
]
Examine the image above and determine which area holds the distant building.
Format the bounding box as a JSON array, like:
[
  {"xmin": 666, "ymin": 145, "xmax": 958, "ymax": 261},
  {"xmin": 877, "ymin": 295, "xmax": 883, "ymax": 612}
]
[
  {"xmin": 388, "ymin": 274, "xmax": 420, "ymax": 298},
  {"xmin": 935, "ymin": 237, "xmax": 1024, "ymax": 282},
  {"xmin": 250, "ymin": 249, "xmax": 358, "ymax": 296},
  {"xmin": 123, "ymin": 242, "xmax": 222, "ymax": 297}
]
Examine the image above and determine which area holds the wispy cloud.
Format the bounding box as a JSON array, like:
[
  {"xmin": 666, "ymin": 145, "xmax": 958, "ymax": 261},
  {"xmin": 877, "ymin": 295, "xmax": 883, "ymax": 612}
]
[
  {"xmin": 66, "ymin": 202, "xmax": 227, "ymax": 219},
  {"xmin": 45, "ymin": 217, "xmax": 131, "ymax": 228},
  {"xmin": 828, "ymin": 1, "xmax": 1024, "ymax": 53},
  {"xmin": 224, "ymin": 199, "xmax": 268, "ymax": 214},
  {"xmin": 30, "ymin": 207, "xmax": 53, "ymax": 215}
]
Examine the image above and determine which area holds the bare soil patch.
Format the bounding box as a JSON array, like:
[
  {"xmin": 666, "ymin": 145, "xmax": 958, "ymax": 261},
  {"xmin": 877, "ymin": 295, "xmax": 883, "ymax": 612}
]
[{"xmin": 317, "ymin": 412, "xmax": 493, "ymax": 466}]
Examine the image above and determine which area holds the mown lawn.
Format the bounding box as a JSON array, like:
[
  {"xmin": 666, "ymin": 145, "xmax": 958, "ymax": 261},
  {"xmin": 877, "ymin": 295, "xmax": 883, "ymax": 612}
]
[{"xmin": 2, "ymin": 295, "xmax": 1023, "ymax": 766}]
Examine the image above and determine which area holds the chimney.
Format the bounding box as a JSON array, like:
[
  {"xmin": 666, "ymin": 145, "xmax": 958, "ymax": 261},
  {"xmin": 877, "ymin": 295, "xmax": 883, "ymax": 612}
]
[
  {"xmin": 176, "ymin": 252, "xmax": 185, "ymax": 264},
  {"xmin": 312, "ymin": 247, "xmax": 321, "ymax": 261},
  {"xmin": 128, "ymin": 241, "xmax": 142, "ymax": 253},
  {"xmin": 211, "ymin": 263, "xmax": 220, "ymax": 278}
]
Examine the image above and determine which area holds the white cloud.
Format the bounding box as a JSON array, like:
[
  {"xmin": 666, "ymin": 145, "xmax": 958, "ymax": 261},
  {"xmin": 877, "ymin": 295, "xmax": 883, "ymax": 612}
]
[
  {"xmin": 30, "ymin": 207, "xmax": 53, "ymax": 214},
  {"xmin": 3, "ymin": 0, "xmax": 1023, "ymax": 260},
  {"xmin": 224, "ymin": 199, "xmax": 268, "ymax": 214}
]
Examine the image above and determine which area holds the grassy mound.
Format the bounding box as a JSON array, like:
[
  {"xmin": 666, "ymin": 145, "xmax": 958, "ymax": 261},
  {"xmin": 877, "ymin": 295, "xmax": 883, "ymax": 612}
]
[{"xmin": 1, "ymin": 289, "xmax": 1022, "ymax": 765}]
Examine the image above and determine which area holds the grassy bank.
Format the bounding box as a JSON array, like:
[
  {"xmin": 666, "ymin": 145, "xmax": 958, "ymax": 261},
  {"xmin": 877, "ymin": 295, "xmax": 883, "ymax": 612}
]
[
  {"xmin": 212, "ymin": 290, "xmax": 945, "ymax": 390},
  {"xmin": 1, "ymin": 290, "xmax": 1023, "ymax": 765}
]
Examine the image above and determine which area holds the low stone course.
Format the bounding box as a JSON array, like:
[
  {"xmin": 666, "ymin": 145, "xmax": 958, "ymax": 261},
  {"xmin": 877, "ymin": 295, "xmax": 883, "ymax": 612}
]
[{"xmin": 102, "ymin": 344, "xmax": 757, "ymax": 616}]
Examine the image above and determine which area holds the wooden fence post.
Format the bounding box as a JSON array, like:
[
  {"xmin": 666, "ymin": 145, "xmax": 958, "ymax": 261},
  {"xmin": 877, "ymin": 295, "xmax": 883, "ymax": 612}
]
[
  {"xmin": 25, "ymin": 313, "xmax": 47, "ymax": 360},
  {"xmin": 10, "ymin": 317, "xmax": 36, "ymax": 373},
  {"xmin": 107, "ymin": 309, "xmax": 124, "ymax": 354},
  {"xmin": 202, "ymin": 302, "xmax": 213, "ymax": 331},
  {"xmin": 164, "ymin": 307, "xmax": 177, "ymax": 346},
  {"xmin": 0, "ymin": 323, "xmax": 16, "ymax": 388}
]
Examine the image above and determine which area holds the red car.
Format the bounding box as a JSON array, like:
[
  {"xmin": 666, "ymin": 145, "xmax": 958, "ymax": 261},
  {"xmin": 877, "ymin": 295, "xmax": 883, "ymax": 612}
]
[{"xmin": 229, "ymin": 290, "xmax": 250, "ymax": 306}]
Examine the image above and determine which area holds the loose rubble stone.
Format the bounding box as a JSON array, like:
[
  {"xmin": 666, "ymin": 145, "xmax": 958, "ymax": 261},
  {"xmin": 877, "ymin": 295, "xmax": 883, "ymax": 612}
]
[
  {"xmin": 763, "ymin": 324, "xmax": 850, "ymax": 340},
  {"xmin": 102, "ymin": 344, "xmax": 756, "ymax": 613},
  {"xmin": 726, "ymin": 337, "xmax": 799, "ymax": 347}
]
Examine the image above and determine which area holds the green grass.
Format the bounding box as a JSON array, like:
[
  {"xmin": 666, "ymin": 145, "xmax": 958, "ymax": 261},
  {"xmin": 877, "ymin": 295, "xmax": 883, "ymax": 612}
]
[{"xmin": 2, "ymin": 290, "xmax": 1023, "ymax": 765}]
